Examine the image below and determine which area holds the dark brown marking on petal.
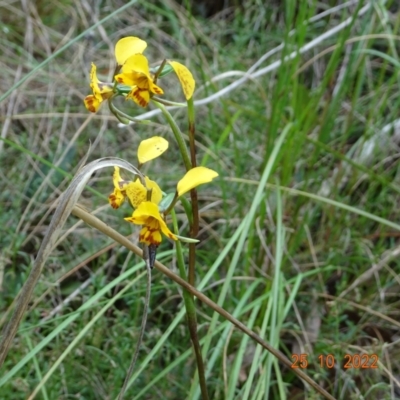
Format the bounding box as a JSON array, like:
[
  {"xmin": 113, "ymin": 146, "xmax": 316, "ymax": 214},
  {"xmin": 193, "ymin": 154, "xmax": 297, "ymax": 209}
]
[
  {"xmin": 108, "ymin": 194, "xmax": 119, "ymax": 209},
  {"xmin": 134, "ymin": 90, "xmax": 148, "ymax": 107},
  {"xmin": 85, "ymin": 96, "xmax": 96, "ymax": 113}
]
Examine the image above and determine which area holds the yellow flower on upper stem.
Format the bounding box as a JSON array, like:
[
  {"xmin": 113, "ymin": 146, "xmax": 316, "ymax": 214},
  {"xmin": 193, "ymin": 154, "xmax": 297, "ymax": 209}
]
[
  {"xmin": 84, "ymin": 36, "xmax": 197, "ymax": 114},
  {"xmin": 125, "ymin": 201, "xmax": 177, "ymax": 246},
  {"xmin": 84, "ymin": 63, "xmax": 114, "ymax": 113},
  {"xmin": 84, "ymin": 37, "xmax": 147, "ymax": 113},
  {"xmin": 115, "ymin": 54, "xmax": 164, "ymax": 107}
]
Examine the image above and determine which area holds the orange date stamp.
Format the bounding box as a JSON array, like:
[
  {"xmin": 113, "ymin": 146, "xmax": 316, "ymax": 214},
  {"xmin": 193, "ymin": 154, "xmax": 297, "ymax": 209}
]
[{"xmin": 291, "ymin": 353, "xmax": 378, "ymax": 369}]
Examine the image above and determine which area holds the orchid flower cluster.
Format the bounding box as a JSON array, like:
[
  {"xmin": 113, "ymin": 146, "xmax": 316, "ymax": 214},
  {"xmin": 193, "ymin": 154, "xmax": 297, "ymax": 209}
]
[
  {"xmin": 84, "ymin": 37, "xmax": 218, "ymax": 267},
  {"xmin": 108, "ymin": 136, "xmax": 217, "ymax": 250},
  {"xmin": 84, "ymin": 36, "xmax": 195, "ymax": 113}
]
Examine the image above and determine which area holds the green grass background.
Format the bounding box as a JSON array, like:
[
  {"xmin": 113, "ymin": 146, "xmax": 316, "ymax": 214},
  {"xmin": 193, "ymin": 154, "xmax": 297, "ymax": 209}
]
[{"xmin": 1, "ymin": 0, "xmax": 400, "ymax": 399}]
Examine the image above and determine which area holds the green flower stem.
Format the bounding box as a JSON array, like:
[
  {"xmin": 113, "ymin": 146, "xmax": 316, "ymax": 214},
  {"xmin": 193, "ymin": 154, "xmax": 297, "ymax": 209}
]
[
  {"xmin": 152, "ymin": 100, "xmax": 191, "ymax": 172},
  {"xmin": 108, "ymin": 97, "xmax": 157, "ymax": 126},
  {"xmin": 151, "ymin": 97, "xmax": 186, "ymax": 107},
  {"xmin": 186, "ymin": 97, "xmax": 199, "ymax": 286},
  {"xmin": 117, "ymin": 254, "xmax": 152, "ymax": 400},
  {"xmin": 187, "ymin": 97, "xmax": 197, "ymax": 168},
  {"xmin": 188, "ymin": 243, "xmax": 196, "ymax": 287},
  {"xmin": 171, "ymin": 210, "xmax": 209, "ymax": 400},
  {"xmin": 176, "ymin": 195, "xmax": 193, "ymax": 227}
]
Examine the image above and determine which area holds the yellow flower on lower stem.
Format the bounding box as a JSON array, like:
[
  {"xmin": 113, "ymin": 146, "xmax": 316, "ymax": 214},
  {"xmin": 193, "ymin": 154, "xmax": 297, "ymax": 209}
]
[
  {"xmin": 115, "ymin": 54, "xmax": 163, "ymax": 107},
  {"xmin": 125, "ymin": 201, "xmax": 177, "ymax": 246},
  {"xmin": 84, "ymin": 63, "xmax": 114, "ymax": 113},
  {"xmin": 108, "ymin": 167, "xmax": 162, "ymax": 209},
  {"xmin": 108, "ymin": 167, "xmax": 130, "ymax": 209}
]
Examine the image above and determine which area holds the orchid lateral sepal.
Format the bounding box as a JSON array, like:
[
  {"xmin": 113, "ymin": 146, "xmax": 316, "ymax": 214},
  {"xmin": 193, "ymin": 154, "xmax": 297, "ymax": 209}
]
[
  {"xmin": 108, "ymin": 98, "xmax": 130, "ymax": 125},
  {"xmin": 158, "ymin": 192, "xmax": 176, "ymax": 213},
  {"xmin": 115, "ymin": 84, "xmax": 134, "ymax": 96},
  {"xmin": 150, "ymin": 63, "xmax": 174, "ymax": 78},
  {"xmin": 151, "ymin": 97, "xmax": 186, "ymax": 107},
  {"xmin": 174, "ymin": 235, "xmax": 200, "ymax": 244},
  {"xmin": 107, "ymin": 96, "xmax": 155, "ymax": 126}
]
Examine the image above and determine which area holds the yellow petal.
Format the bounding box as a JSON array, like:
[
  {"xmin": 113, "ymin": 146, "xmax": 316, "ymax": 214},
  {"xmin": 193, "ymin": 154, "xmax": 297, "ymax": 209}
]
[
  {"xmin": 113, "ymin": 166, "xmax": 123, "ymax": 187},
  {"xmin": 109, "ymin": 188, "xmax": 125, "ymax": 209},
  {"xmin": 168, "ymin": 61, "xmax": 195, "ymax": 100},
  {"xmin": 84, "ymin": 94, "xmax": 101, "ymax": 113},
  {"xmin": 144, "ymin": 177, "xmax": 163, "ymax": 205},
  {"xmin": 125, "ymin": 177, "xmax": 162, "ymax": 207},
  {"xmin": 133, "ymin": 201, "xmax": 160, "ymax": 220},
  {"xmin": 125, "ymin": 180, "xmax": 147, "ymax": 208},
  {"xmin": 126, "ymin": 88, "xmax": 150, "ymax": 107},
  {"xmin": 138, "ymin": 136, "xmax": 169, "ymax": 164},
  {"xmin": 115, "ymin": 37, "xmax": 147, "ymax": 66},
  {"xmin": 113, "ymin": 166, "xmax": 129, "ymax": 191},
  {"xmin": 90, "ymin": 63, "xmax": 113, "ymax": 98},
  {"xmin": 125, "ymin": 214, "xmax": 148, "ymax": 225},
  {"xmin": 159, "ymin": 218, "xmax": 178, "ymax": 241},
  {"xmin": 177, "ymin": 167, "xmax": 218, "ymax": 197},
  {"xmin": 139, "ymin": 226, "xmax": 163, "ymax": 246},
  {"xmin": 125, "ymin": 202, "xmax": 178, "ymax": 243},
  {"xmin": 148, "ymin": 80, "xmax": 164, "ymax": 95},
  {"xmin": 121, "ymin": 54, "xmax": 151, "ymax": 77}
]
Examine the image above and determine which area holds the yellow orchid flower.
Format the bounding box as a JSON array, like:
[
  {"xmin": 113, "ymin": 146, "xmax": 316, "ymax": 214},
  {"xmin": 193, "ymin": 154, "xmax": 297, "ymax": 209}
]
[
  {"xmin": 108, "ymin": 137, "xmax": 168, "ymax": 208},
  {"xmin": 108, "ymin": 167, "xmax": 162, "ymax": 209},
  {"xmin": 125, "ymin": 201, "xmax": 177, "ymax": 246},
  {"xmin": 114, "ymin": 38, "xmax": 195, "ymax": 106},
  {"xmin": 84, "ymin": 36, "xmax": 196, "ymax": 113},
  {"xmin": 84, "ymin": 37, "xmax": 147, "ymax": 112},
  {"xmin": 84, "ymin": 63, "xmax": 114, "ymax": 113},
  {"xmin": 123, "ymin": 166, "xmax": 218, "ymax": 246},
  {"xmin": 115, "ymin": 54, "xmax": 164, "ymax": 107}
]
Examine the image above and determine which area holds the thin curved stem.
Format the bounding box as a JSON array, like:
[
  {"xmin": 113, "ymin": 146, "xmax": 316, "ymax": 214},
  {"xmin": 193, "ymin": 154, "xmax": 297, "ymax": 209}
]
[
  {"xmin": 171, "ymin": 209, "xmax": 209, "ymax": 400},
  {"xmin": 108, "ymin": 97, "xmax": 159, "ymax": 127},
  {"xmin": 117, "ymin": 258, "xmax": 152, "ymax": 400},
  {"xmin": 152, "ymin": 100, "xmax": 191, "ymax": 171},
  {"xmin": 187, "ymin": 97, "xmax": 197, "ymax": 169},
  {"xmin": 186, "ymin": 97, "xmax": 199, "ymax": 286},
  {"xmin": 151, "ymin": 97, "xmax": 186, "ymax": 107}
]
